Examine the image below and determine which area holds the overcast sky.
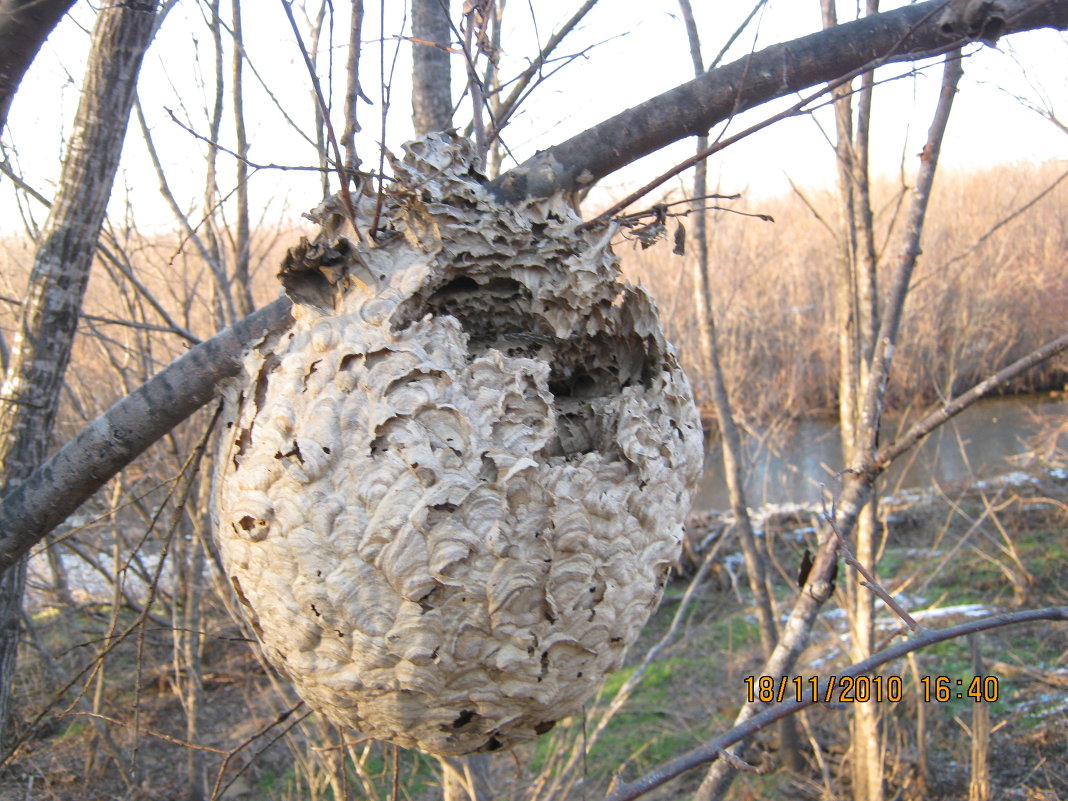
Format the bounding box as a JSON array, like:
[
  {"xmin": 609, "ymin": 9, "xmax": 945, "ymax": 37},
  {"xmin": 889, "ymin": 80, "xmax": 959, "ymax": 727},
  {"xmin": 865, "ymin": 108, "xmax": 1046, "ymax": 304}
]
[{"xmin": 1, "ymin": 0, "xmax": 1065, "ymax": 237}]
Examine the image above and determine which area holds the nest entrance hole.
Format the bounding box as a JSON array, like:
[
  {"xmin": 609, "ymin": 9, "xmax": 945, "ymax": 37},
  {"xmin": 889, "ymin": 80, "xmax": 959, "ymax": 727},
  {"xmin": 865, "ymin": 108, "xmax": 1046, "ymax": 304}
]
[{"xmin": 392, "ymin": 274, "xmax": 660, "ymax": 456}]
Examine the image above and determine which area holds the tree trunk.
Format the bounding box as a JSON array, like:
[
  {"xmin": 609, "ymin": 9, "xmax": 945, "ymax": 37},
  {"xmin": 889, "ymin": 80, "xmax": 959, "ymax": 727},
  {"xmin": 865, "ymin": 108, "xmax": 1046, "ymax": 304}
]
[
  {"xmin": 676, "ymin": 3, "xmax": 800, "ymax": 794},
  {"xmin": 412, "ymin": 0, "xmax": 452, "ymax": 135},
  {"xmin": 0, "ymin": 0, "xmax": 159, "ymax": 742},
  {"xmin": 230, "ymin": 0, "xmax": 254, "ymax": 318},
  {"xmin": 0, "ymin": 0, "xmax": 77, "ymax": 134},
  {"xmin": 817, "ymin": 2, "xmax": 884, "ymax": 798}
]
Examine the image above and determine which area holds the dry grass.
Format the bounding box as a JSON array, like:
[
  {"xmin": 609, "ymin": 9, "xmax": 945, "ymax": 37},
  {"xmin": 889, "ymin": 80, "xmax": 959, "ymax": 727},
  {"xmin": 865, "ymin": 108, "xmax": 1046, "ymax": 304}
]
[{"xmin": 617, "ymin": 161, "xmax": 1068, "ymax": 429}]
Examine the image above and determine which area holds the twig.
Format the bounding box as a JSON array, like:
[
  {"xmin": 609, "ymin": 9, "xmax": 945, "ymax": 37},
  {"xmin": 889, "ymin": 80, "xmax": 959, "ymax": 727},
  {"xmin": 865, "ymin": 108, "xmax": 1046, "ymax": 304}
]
[
  {"xmin": 460, "ymin": 3, "xmax": 489, "ymax": 160},
  {"xmin": 855, "ymin": 50, "xmax": 964, "ymax": 461},
  {"xmin": 580, "ymin": 58, "xmax": 944, "ymax": 230},
  {"xmin": 822, "ymin": 496, "xmax": 923, "ymax": 631},
  {"xmin": 0, "ymin": 294, "xmax": 199, "ymax": 342},
  {"xmin": 59, "ymin": 711, "xmax": 228, "ymax": 754},
  {"xmin": 209, "ymin": 704, "xmax": 310, "ymax": 800},
  {"xmin": 370, "ymin": 0, "xmax": 406, "ymax": 238},
  {"xmin": 164, "ymin": 108, "xmax": 331, "ymax": 173},
  {"xmin": 717, "ymin": 748, "xmax": 761, "ymax": 774},
  {"xmin": 874, "ymin": 331, "xmax": 1068, "ymax": 471},
  {"xmin": 487, "ymin": 0, "xmax": 600, "ymax": 142},
  {"xmin": 341, "ymin": 0, "xmax": 367, "ymax": 178},
  {"xmin": 278, "ymin": 0, "xmax": 362, "ymax": 241},
  {"xmin": 0, "ymin": 411, "xmax": 220, "ymax": 769}
]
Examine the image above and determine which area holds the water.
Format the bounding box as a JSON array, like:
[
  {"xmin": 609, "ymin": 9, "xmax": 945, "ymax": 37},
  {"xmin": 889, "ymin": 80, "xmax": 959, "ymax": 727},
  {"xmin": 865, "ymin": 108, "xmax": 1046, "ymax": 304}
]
[{"xmin": 694, "ymin": 393, "xmax": 1068, "ymax": 512}]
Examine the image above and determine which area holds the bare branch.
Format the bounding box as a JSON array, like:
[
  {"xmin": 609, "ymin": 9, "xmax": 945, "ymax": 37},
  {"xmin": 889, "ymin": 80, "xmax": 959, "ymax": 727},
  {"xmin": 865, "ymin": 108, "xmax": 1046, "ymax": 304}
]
[
  {"xmin": 279, "ymin": 0, "xmax": 361, "ymax": 239},
  {"xmin": 490, "ymin": 0, "xmax": 1068, "ymax": 203},
  {"xmin": 0, "ymin": 298, "xmax": 292, "ymax": 573}
]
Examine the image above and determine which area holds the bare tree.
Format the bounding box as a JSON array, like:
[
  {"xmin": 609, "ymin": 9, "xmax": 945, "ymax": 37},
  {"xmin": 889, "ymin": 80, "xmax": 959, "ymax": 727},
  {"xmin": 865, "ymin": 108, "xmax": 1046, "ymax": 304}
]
[
  {"xmin": 676, "ymin": 0, "xmax": 801, "ymax": 781},
  {"xmin": 0, "ymin": 0, "xmax": 161, "ymax": 742},
  {"xmin": 0, "ymin": 4, "xmax": 1065, "ymax": 797},
  {"xmin": 1, "ymin": 3, "xmax": 1063, "ymax": 578},
  {"xmin": 819, "ymin": 3, "xmax": 885, "ymax": 799}
]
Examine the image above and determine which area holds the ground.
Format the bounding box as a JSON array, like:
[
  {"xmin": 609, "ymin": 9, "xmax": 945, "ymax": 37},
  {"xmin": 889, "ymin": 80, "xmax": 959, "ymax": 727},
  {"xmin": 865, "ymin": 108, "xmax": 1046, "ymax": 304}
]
[{"xmin": 0, "ymin": 467, "xmax": 1065, "ymax": 801}]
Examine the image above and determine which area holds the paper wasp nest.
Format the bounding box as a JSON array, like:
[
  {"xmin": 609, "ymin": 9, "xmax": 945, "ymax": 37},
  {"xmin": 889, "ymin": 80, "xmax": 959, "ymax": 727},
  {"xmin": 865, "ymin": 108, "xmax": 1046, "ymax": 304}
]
[{"xmin": 213, "ymin": 133, "xmax": 704, "ymax": 755}]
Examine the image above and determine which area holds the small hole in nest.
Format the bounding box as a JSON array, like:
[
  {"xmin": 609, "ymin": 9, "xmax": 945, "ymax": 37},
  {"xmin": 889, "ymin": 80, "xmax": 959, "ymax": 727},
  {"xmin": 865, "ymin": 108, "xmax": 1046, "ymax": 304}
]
[{"xmin": 452, "ymin": 709, "xmax": 476, "ymax": 729}]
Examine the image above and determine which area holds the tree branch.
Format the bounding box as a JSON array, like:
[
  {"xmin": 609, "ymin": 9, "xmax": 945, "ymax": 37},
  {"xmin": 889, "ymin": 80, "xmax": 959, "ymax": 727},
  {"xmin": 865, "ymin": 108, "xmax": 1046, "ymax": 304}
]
[
  {"xmin": 0, "ymin": 0, "xmax": 1066, "ymax": 576},
  {"xmin": 0, "ymin": 298, "xmax": 292, "ymax": 573},
  {"xmin": 489, "ymin": 0, "xmax": 1068, "ymax": 203}
]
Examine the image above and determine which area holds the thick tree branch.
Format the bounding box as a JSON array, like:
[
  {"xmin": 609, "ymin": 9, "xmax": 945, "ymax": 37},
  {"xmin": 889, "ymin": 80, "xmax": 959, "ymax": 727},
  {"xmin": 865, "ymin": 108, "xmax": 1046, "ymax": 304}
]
[
  {"xmin": 488, "ymin": 0, "xmax": 1068, "ymax": 203},
  {"xmin": 0, "ymin": 298, "xmax": 292, "ymax": 573}
]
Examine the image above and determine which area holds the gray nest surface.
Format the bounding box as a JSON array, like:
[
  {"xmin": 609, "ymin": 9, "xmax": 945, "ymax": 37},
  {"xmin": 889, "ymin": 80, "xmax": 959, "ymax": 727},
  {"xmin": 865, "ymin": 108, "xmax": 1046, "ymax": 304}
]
[{"xmin": 212, "ymin": 133, "xmax": 704, "ymax": 755}]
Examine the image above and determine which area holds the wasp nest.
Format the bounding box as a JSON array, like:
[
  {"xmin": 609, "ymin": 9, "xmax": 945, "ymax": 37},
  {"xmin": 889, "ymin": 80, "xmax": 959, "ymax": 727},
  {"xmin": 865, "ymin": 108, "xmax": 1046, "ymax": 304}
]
[{"xmin": 212, "ymin": 133, "xmax": 704, "ymax": 755}]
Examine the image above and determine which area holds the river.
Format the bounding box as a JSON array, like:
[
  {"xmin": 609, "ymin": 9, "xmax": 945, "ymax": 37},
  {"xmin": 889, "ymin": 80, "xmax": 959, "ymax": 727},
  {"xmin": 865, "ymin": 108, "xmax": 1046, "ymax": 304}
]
[{"xmin": 693, "ymin": 393, "xmax": 1068, "ymax": 512}]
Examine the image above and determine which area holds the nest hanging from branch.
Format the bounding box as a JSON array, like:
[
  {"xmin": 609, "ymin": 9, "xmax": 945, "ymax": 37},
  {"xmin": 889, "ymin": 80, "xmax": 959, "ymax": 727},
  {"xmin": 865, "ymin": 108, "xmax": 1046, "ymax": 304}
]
[{"xmin": 212, "ymin": 133, "xmax": 704, "ymax": 756}]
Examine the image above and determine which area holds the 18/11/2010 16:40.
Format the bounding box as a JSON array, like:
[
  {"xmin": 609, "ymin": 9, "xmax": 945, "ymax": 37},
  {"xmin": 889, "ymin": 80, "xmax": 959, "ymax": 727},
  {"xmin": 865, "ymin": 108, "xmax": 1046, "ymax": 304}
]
[{"xmin": 743, "ymin": 674, "xmax": 1000, "ymax": 704}]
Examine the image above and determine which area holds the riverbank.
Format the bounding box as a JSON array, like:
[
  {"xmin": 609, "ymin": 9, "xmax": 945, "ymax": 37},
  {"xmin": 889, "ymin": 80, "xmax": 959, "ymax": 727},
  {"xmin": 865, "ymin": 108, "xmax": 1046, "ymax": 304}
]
[
  {"xmin": 619, "ymin": 162, "xmax": 1068, "ymax": 428},
  {"xmin": 693, "ymin": 391, "xmax": 1068, "ymax": 512}
]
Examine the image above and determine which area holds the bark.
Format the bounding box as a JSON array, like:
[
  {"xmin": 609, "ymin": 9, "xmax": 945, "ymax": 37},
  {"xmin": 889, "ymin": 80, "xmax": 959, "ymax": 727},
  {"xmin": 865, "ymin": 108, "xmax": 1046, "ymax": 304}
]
[
  {"xmin": 412, "ymin": 0, "xmax": 452, "ymax": 135},
  {"xmin": 0, "ymin": 0, "xmax": 160, "ymax": 742},
  {"xmin": 489, "ymin": 0, "xmax": 1068, "ymax": 203},
  {"xmin": 0, "ymin": 0, "xmax": 77, "ymax": 135},
  {"xmin": 817, "ymin": 3, "xmax": 884, "ymax": 799},
  {"xmin": 676, "ymin": 0, "xmax": 799, "ymax": 790},
  {"xmin": 341, "ymin": 0, "xmax": 365, "ymax": 177},
  {"xmin": 848, "ymin": 48, "xmax": 961, "ymax": 801}
]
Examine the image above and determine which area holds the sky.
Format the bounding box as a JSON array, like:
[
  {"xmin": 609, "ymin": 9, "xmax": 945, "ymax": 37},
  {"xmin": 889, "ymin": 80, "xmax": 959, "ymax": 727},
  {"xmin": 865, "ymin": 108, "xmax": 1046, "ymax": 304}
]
[{"xmin": 0, "ymin": 0, "xmax": 1065, "ymax": 238}]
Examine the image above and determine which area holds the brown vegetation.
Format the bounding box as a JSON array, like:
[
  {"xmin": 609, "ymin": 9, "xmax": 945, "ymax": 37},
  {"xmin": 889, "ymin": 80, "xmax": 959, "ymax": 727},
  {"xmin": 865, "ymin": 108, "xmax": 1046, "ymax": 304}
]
[{"xmin": 616, "ymin": 161, "xmax": 1068, "ymax": 428}]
